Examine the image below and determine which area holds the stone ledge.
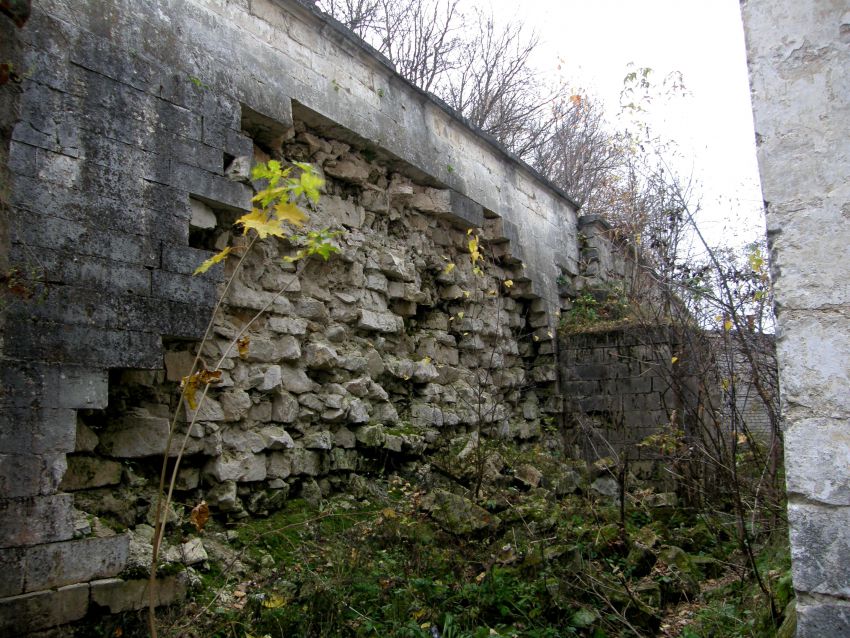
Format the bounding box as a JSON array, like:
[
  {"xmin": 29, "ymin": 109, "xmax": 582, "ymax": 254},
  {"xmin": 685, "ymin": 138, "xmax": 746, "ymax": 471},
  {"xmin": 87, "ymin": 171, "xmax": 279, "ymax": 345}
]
[
  {"xmin": 0, "ymin": 583, "xmax": 89, "ymax": 636},
  {"xmin": 90, "ymin": 574, "xmax": 188, "ymax": 614}
]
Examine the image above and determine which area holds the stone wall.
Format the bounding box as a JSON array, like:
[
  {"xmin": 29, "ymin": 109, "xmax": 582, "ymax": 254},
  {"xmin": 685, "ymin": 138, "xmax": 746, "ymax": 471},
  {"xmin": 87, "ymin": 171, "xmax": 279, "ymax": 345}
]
[
  {"xmin": 741, "ymin": 1, "xmax": 850, "ymax": 634},
  {"xmin": 0, "ymin": 0, "xmax": 580, "ymax": 632},
  {"xmin": 559, "ymin": 327, "xmax": 680, "ymax": 480}
]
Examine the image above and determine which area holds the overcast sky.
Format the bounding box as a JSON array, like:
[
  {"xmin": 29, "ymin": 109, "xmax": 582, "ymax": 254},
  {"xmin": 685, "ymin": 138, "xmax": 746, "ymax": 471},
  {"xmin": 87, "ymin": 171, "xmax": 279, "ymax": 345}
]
[{"xmin": 487, "ymin": 0, "xmax": 767, "ymax": 249}]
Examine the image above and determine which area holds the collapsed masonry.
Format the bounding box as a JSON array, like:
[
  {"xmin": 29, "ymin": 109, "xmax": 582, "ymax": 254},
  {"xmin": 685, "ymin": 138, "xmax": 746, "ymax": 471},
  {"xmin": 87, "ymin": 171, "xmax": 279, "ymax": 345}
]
[{"xmin": 0, "ymin": 0, "xmax": 772, "ymax": 634}]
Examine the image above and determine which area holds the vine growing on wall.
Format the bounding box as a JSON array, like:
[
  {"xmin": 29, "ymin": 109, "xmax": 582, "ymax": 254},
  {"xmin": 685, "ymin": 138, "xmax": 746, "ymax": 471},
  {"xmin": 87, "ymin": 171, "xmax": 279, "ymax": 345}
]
[{"xmin": 147, "ymin": 160, "xmax": 341, "ymax": 638}]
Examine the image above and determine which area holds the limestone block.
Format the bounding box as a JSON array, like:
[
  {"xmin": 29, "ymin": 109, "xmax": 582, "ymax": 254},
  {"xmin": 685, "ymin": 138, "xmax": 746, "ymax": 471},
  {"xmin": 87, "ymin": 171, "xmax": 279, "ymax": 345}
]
[
  {"xmin": 249, "ymin": 400, "xmax": 272, "ymax": 422},
  {"xmin": 330, "ymin": 448, "xmax": 358, "ymax": 471},
  {"xmin": 411, "ymin": 403, "xmax": 444, "ymax": 428},
  {"xmin": 179, "ymin": 537, "xmax": 208, "ymax": 566},
  {"xmin": 355, "ymin": 425, "xmax": 385, "ymax": 448},
  {"xmin": 24, "ymin": 534, "xmax": 129, "ymax": 593},
  {"xmin": 99, "ymin": 411, "xmax": 170, "ymax": 457},
  {"xmin": 317, "ymin": 194, "xmax": 365, "ymax": 228},
  {"xmin": 796, "ymin": 600, "xmax": 850, "ymax": 638},
  {"xmin": 260, "ymin": 426, "xmax": 295, "ymax": 450},
  {"xmin": 272, "ymin": 391, "xmax": 299, "ymax": 422},
  {"xmin": 90, "ymin": 574, "xmax": 187, "ymax": 613},
  {"xmin": 206, "ymin": 481, "xmax": 239, "ymax": 512},
  {"xmin": 344, "ymin": 377, "xmax": 371, "ymax": 397},
  {"xmin": 788, "ymin": 501, "xmax": 850, "ymax": 598},
  {"xmin": 74, "ymin": 420, "xmax": 99, "ymax": 453},
  {"xmin": 295, "ymin": 297, "xmax": 329, "ymax": 322},
  {"xmin": 59, "ymin": 456, "xmax": 123, "ymax": 491},
  {"xmin": 776, "ymin": 312, "xmax": 850, "ymax": 419},
  {"xmin": 288, "ymin": 447, "xmax": 322, "ymax": 476},
  {"xmin": 176, "ymin": 467, "xmax": 200, "ymax": 490},
  {"xmin": 301, "ymin": 431, "xmax": 332, "ymax": 450},
  {"xmin": 366, "ymin": 271, "xmax": 388, "ymax": 293},
  {"xmin": 268, "ymin": 316, "xmax": 308, "ymax": 335},
  {"xmin": 785, "ymin": 417, "xmax": 850, "ymax": 505},
  {"xmin": 410, "ymin": 187, "xmax": 451, "ymax": 214},
  {"xmin": 379, "ymin": 250, "xmax": 415, "ymax": 282},
  {"xmin": 324, "ymin": 155, "xmax": 371, "ymax": 184},
  {"xmin": 515, "ymin": 464, "xmax": 543, "ymax": 488},
  {"xmin": 280, "ymin": 365, "xmax": 314, "ymax": 394},
  {"xmin": 358, "ymin": 309, "xmax": 403, "ymax": 333},
  {"xmin": 204, "ymin": 451, "xmax": 266, "ymax": 482},
  {"xmin": 372, "ymin": 402, "xmax": 399, "ymax": 425},
  {"xmin": 257, "ymin": 365, "xmax": 282, "ymax": 392},
  {"xmin": 267, "ymin": 452, "xmax": 292, "ymax": 479},
  {"xmin": 277, "ymin": 335, "xmax": 302, "ymax": 361},
  {"xmin": 339, "ymin": 354, "xmax": 368, "ymax": 372},
  {"xmin": 220, "ymin": 389, "xmax": 252, "ymax": 421},
  {"xmin": 226, "ymin": 286, "xmax": 290, "ymax": 311},
  {"xmin": 346, "ymin": 399, "xmax": 370, "ymax": 424},
  {"xmin": 333, "ymin": 427, "xmax": 357, "ymax": 449},
  {"xmin": 259, "ymin": 270, "xmax": 301, "ymax": 293},
  {"xmin": 0, "ymin": 583, "xmax": 89, "ymax": 634},
  {"xmin": 303, "ymin": 342, "xmax": 339, "ymax": 369},
  {"xmin": 222, "ymin": 427, "xmax": 265, "ymax": 454},
  {"xmin": 184, "ymin": 397, "xmax": 226, "ymax": 423},
  {"xmin": 162, "ymin": 349, "xmax": 194, "ymax": 382},
  {"xmin": 420, "ymin": 489, "xmax": 500, "ymax": 535},
  {"xmin": 383, "ymin": 434, "xmax": 403, "ymax": 453}
]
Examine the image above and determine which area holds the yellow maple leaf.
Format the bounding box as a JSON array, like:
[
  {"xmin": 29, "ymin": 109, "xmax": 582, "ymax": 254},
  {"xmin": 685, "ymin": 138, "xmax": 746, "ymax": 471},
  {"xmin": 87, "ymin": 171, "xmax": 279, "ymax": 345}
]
[
  {"xmin": 274, "ymin": 201, "xmax": 308, "ymax": 227},
  {"xmin": 193, "ymin": 246, "xmax": 232, "ymax": 276},
  {"xmin": 444, "ymin": 262, "xmax": 456, "ymax": 275},
  {"xmin": 468, "ymin": 236, "xmax": 481, "ymax": 264},
  {"xmin": 503, "ymin": 279, "xmax": 513, "ymax": 288},
  {"xmin": 236, "ymin": 209, "xmax": 286, "ymax": 239},
  {"xmin": 723, "ymin": 319, "xmax": 733, "ymax": 332},
  {"xmin": 671, "ymin": 356, "xmax": 679, "ymax": 364},
  {"xmin": 237, "ymin": 336, "xmax": 251, "ymax": 358}
]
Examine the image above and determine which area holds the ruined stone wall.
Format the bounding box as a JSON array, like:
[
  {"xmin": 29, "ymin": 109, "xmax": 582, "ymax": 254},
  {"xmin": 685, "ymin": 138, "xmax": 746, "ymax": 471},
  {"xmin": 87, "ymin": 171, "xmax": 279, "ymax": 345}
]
[
  {"xmin": 559, "ymin": 327, "xmax": 679, "ymax": 480},
  {"xmin": 741, "ymin": 1, "xmax": 850, "ymax": 634},
  {"xmin": 0, "ymin": 0, "xmax": 580, "ymax": 632}
]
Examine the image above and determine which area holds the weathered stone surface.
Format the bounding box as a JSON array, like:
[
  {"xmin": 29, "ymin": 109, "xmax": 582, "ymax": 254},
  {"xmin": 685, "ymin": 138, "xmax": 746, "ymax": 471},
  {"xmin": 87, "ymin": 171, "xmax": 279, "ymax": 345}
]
[
  {"xmin": 206, "ymin": 480, "xmax": 239, "ymax": 512},
  {"xmin": 178, "ymin": 537, "xmax": 208, "ymax": 566},
  {"xmin": 742, "ymin": 1, "xmax": 850, "ymax": 629},
  {"xmin": 59, "ymin": 456, "xmax": 123, "ymax": 491},
  {"xmin": 99, "ymin": 410, "xmax": 169, "ymax": 457},
  {"xmin": 355, "ymin": 425, "xmax": 385, "ymax": 447},
  {"xmin": 204, "ymin": 451, "xmax": 266, "ymax": 482},
  {"xmin": 90, "ymin": 574, "xmax": 187, "ymax": 613},
  {"xmin": 301, "ymin": 431, "xmax": 332, "ymax": 450},
  {"xmin": 358, "ymin": 309, "xmax": 403, "ymax": 333},
  {"xmin": 421, "ymin": 489, "xmax": 501, "ymax": 535},
  {"xmin": 220, "ymin": 389, "xmax": 252, "ymax": 421},
  {"xmin": 0, "ymin": 583, "xmax": 89, "ymax": 634},
  {"xmin": 268, "ymin": 316, "xmax": 308, "ymax": 336},
  {"xmin": 280, "ymin": 365, "xmax": 314, "ymax": 394},
  {"xmin": 24, "ymin": 534, "xmax": 128, "ymax": 593},
  {"xmin": 260, "ymin": 426, "xmax": 295, "ymax": 450},
  {"xmin": 0, "ymin": 495, "xmax": 76, "ymax": 549},
  {"xmin": 272, "ymin": 391, "xmax": 300, "ymax": 422}
]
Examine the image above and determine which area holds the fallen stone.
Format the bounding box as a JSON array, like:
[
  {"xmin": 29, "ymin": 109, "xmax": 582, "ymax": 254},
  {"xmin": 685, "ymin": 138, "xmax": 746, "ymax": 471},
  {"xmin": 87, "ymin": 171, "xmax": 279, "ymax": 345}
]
[{"xmin": 420, "ymin": 489, "xmax": 501, "ymax": 535}]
